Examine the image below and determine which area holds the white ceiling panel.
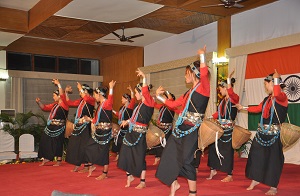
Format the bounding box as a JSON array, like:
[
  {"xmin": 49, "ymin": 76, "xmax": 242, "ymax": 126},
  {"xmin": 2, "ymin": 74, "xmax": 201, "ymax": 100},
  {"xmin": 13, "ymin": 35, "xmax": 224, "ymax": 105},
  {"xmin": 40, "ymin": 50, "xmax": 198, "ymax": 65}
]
[
  {"xmin": 0, "ymin": 0, "xmax": 40, "ymax": 11},
  {"xmin": 55, "ymin": 0, "xmax": 163, "ymax": 23},
  {"xmin": 95, "ymin": 28, "xmax": 174, "ymax": 47},
  {"xmin": 0, "ymin": 32, "xmax": 24, "ymax": 46}
]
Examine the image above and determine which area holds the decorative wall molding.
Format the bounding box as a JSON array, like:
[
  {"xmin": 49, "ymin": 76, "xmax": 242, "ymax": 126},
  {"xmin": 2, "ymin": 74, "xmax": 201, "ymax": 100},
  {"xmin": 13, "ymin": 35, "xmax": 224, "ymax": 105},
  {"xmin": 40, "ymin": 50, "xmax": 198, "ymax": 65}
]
[
  {"xmin": 8, "ymin": 70, "xmax": 103, "ymax": 82},
  {"xmin": 140, "ymin": 52, "xmax": 213, "ymax": 74},
  {"xmin": 226, "ymin": 32, "xmax": 300, "ymax": 57}
]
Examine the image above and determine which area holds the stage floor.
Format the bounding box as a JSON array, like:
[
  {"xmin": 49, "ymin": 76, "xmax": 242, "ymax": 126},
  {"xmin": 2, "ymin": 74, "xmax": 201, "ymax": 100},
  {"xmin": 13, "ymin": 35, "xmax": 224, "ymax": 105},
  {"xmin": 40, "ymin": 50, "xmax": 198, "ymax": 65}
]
[{"xmin": 0, "ymin": 153, "xmax": 299, "ymax": 196}]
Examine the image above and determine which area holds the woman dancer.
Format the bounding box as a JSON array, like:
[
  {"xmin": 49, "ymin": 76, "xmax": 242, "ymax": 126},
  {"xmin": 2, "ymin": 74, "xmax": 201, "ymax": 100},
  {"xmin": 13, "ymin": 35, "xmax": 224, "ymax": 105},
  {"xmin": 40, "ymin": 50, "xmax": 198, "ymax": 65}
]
[
  {"xmin": 83, "ymin": 80, "xmax": 115, "ymax": 180},
  {"xmin": 236, "ymin": 70, "xmax": 287, "ymax": 195},
  {"xmin": 36, "ymin": 79, "xmax": 68, "ymax": 166},
  {"xmin": 112, "ymin": 85, "xmax": 135, "ymax": 161},
  {"xmin": 152, "ymin": 91, "xmax": 175, "ymax": 165},
  {"xmin": 65, "ymin": 83, "xmax": 95, "ymax": 172},
  {"xmin": 207, "ymin": 71, "xmax": 239, "ymax": 182},
  {"xmin": 117, "ymin": 69, "xmax": 154, "ymax": 189},
  {"xmin": 155, "ymin": 46, "xmax": 210, "ymax": 196}
]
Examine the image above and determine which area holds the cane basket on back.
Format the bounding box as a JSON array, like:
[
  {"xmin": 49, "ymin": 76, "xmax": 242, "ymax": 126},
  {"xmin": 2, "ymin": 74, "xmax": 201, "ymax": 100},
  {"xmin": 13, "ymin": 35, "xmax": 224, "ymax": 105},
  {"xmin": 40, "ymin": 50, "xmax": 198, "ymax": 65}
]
[
  {"xmin": 280, "ymin": 122, "xmax": 300, "ymax": 152},
  {"xmin": 198, "ymin": 119, "xmax": 224, "ymax": 152},
  {"xmin": 232, "ymin": 125, "xmax": 251, "ymax": 149}
]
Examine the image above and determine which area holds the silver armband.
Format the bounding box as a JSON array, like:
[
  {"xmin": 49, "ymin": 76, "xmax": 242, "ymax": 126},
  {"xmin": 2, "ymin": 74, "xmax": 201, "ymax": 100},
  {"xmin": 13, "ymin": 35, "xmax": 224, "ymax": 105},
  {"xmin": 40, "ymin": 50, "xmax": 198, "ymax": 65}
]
[
  {"xmin": 142, "ymin": 77, "xmax": 146, "ymax": 84},
  {"xmin": 156, "ymin": 95, "xmax": 166, "ymax": 103},
  {"xmin": 274, "ymin": 78, "xmax": 280, "ymax": 85},
  {"xmin": 200, "ymin": 54, "xmax": 206, "ymax": 64},
  {"xmin": 57, "ymin": 84, "xmax": 62, "ymax": 89},
  {"xmin": 227, "ymin": 78, "xmax": 231, "ymax": 85},
  {"xmin": 109, "ymin": 88, "xmax": 113, "ymax": 95},
  {"xmin": 243, "ymin": 106, "xmax": 249, "ymax": 110}
]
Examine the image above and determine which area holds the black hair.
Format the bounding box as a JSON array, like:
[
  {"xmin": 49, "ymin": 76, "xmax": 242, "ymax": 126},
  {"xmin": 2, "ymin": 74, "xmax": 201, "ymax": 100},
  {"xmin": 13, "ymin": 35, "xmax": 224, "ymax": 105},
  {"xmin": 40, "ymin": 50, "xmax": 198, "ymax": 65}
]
[
  {"xmin": 186, "ymin": 60, "xmax": 201, "ymax": 78},
  {"xmin": 218, "ymin": 78, "xmax": 236, "ymax": 88},
  {"xmin": 264, "ymin": 73, "xmax": 286, "ymax": 89},
  {"xmin": 135, "ymin": 83, "xmax": 153, "ymax": 93},
  {"xmin": 123, "ymin": 93, "xmax": 131, "ymax": 101},
  {"xmin": 95, "ymin": 86, "xmax": 108, "ymax": 98},
  {"xmin": 82, "ymin": 84, "xmax": 93, "ymax": 95},
  {"xmin": 53, "ymin": 90, "xmax": 59, "ymax": 96}
]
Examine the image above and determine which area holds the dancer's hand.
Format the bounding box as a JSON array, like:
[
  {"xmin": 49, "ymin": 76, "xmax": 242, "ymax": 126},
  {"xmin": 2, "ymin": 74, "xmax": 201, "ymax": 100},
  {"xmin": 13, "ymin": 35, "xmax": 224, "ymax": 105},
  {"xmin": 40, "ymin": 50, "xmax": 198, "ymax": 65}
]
[
  {"xmin": 35, "ymin": 97, "xmax": 41, "ymax": 103},
  {"xmin": 127, "ymin": 85, "xmax": 133, "ymax": 92},
  {"xmin": 136, "ymin": 68, "xmax": 145, "ymax": 78},
  {"xmin": 109, "ymin": 80, "xmax": 116, "ymax": 89},
  {"xmin": 229, "ymin": 69, "xmax": 235, "ymax": 78},
  {"xmin": 65, "ymin": 85, "xmax": 73, "ymax": 94},
  {"xmin": 273, "ymin": 69, "xmax": 280, "ymax": 78},
  {"xmin": 156, "ymin": 86, "xmax": 165, "ymax": 96},
  {"xmin": 197, "ymin": 45, "xmax": 206, "ymax": 54},
  {"xmin": 52, "ymin": 79, "xmax": 60, "ymax": 86},
  {"xmin": 120, "ymin": 120, "xmax": 129, "ymax": 128}
]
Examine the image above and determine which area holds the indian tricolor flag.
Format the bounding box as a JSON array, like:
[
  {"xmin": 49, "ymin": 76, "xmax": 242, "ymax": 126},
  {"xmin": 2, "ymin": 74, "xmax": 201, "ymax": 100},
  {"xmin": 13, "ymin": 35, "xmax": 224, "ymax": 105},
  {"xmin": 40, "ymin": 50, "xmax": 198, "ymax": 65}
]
[{"xmin": 245, "ymin": 45, "xmax": 300, "ymax": 130}]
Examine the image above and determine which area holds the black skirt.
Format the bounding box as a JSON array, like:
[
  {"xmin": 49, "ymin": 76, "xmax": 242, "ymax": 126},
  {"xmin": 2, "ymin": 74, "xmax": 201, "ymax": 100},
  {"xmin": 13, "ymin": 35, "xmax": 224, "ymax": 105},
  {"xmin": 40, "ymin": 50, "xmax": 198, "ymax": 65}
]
[
  {"xmin": 117, "ymin": 131, "xmax": 147, "ymax": 177},
  {"xmin": 38, "ymin": 125, "xmax": 65, "ymax": 161},
  {"xmin": 207, "ymin": 129, "xmax": 234, "ymax": 174},
  {"xmin": 66, "ymin": 123, "xmax": 91, "ymax": 166},
  {"xmin": 245, "ymin": 132, "xmax": 284, "ymax": 187},
  {"xmin": 156, "ymin": 124, "xmax": 198, "ymax": 186},
  {"xmin": 85, "ymin": 128, "xmax": 111, "ymax": 166}
]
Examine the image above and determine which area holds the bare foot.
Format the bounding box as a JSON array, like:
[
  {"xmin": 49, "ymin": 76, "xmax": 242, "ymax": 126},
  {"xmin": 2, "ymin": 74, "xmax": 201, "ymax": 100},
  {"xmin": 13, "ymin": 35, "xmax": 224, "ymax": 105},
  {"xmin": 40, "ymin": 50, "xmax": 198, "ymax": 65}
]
[
  {"xmin": 78, "ymin": 167, "xmax": 89, "ymax": 173},
  {"xmin": 125, "ymin": 175, "xmax": 134, "ymax": 188},
  {"xmin": 39, "ymin": 159, "xmax": 50, "ymax": 166},
  {"xmin": 169, "ymin": 180, "xmax": 180, "ymax": 196},
  {"xmin": 95, "ymin": 173, "xmax": 107, "ymax": 180},
  {"xmin": 87, "ymin": 166, "xmax": 96, "ymax": 177},
  {"xmin": 53, "ymin": 161, "xmax": 61, "ymax": 166},
  {"xmin": 153, "ymin": 157, "xmax": 160, "ymax": 165},
  {"xmin": 71, "ymin": 166, "xmax": 80, "ymax": 172},
  {"xmin": 265, "ymin": 187, "xmax": 277, "ymax": 195},
  {"xmin": 206, "ymin": 170, "xmax": 217, "ymax": 180},
  {"xmin": 221, "ymin": 175, "xmax": 233, "ymax": 182},
  {"xmin": 135, "ymin": 182, "xmax": 146, "ymax": 189},
  {"xmin": 246, "ymin": 180, "xmax": 260, "ymax": 190}
]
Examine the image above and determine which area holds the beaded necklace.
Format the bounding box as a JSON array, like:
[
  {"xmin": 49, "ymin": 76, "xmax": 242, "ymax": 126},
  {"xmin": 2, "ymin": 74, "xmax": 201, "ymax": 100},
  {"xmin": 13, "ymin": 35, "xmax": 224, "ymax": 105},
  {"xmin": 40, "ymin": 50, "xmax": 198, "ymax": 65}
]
[
  {"xmin": 47, "ymin": 104, "xmax": 60, "ymax": 125},
  {"xmin": 123, "ymin": 102, "xmax": 144, "ymax": 146},
  {"xmin": 173, "ymin": 83, "xmax": 201, "ymax": 138},
  {"xmin": 218, "ymin": 98, "xmax": 233, "ymax": 143},
  {"xmin": 255, "ymin": 97, "xmax": 280, "ymax": 146}
]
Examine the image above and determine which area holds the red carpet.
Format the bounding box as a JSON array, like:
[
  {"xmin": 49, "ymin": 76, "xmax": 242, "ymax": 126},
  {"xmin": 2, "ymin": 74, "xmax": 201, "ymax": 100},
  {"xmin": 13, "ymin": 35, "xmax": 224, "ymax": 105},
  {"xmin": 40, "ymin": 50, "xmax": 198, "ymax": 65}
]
[{"xmin": 0, "ymin": 153, "xmax": 299, "ymax": 196}]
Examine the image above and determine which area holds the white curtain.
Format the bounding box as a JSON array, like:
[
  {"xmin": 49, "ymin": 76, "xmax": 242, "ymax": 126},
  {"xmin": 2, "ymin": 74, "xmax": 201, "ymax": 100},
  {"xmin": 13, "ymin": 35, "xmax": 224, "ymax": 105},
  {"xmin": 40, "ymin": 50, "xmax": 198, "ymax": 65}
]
[{"xmin": 228, "ymin": 55, "xmax": 248, "ymax": 129}]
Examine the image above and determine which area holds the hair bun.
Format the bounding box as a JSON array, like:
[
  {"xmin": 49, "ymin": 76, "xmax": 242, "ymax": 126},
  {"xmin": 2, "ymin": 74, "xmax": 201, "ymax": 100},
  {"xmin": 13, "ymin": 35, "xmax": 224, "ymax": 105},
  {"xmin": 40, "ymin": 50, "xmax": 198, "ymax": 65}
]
[
  {"xmin": 231, "ymin": 78, "xmax": 236, "ymax": 84},
  {"xmin": 148, "ymin": 84, "xmax": 153, "ymax": 90}
]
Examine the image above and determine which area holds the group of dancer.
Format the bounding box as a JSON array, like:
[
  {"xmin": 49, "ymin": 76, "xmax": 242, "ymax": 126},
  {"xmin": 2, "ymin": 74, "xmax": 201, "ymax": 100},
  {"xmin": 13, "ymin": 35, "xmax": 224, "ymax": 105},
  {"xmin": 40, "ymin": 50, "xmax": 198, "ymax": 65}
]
[{"xmin": 36, "ymin": 45, "xmax": 288, "ymax": 196}]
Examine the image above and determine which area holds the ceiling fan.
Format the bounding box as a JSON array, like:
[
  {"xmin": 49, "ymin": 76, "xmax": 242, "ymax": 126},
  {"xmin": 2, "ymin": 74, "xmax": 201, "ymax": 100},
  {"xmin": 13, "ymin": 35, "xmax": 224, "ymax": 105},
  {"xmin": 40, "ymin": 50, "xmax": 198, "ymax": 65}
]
[
  {"xmin": 106, "ymin": 26, "xmax": 144, "ymax": 43},
  {"xmin": 201, "ymin": 0, "xmax": 246, "ymax": 8}
]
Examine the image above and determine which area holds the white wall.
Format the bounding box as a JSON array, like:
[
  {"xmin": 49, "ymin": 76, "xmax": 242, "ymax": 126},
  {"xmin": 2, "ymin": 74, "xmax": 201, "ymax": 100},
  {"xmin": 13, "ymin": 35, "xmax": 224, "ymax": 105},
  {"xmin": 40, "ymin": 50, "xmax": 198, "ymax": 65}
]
[
  {"xmin": 144, "ymin": 22, "xmax": 217, "ymax": 66},
  {"xmin": 231, "ymin": 0, "xmax": 300, "ymax": 47},
  {"xmin": 144, "ymin": 0, "xmax": 300, "ymax": 66}
]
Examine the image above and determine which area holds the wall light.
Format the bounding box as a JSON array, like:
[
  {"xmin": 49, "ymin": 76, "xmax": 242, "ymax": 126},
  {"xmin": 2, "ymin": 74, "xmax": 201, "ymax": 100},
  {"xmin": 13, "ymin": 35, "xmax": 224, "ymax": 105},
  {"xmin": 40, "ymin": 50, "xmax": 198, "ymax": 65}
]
[
  {"xmin": 212, "ymin": 56, "xmax": 229, "ymax": 65},
  {"xmin": 0, "ymin": 69, "xmax": 9, "ymax": 81}
]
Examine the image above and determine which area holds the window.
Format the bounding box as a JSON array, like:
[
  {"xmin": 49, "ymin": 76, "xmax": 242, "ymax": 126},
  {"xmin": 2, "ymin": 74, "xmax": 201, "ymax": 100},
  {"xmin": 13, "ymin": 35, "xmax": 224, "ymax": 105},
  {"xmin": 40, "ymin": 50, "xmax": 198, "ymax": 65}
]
[
  {"xmin": 58, "ymin": 57, "xmax": 78, "ymax": 74},
  {"xmin": 7, "ymin": 52, "xmax": 31, "ymax": 71},
  {"xmin": 34, "ymin": 55, "xmax": 56, "ymax": 72},
  {"xmin": 7, "ymin": 52, "xmax": 99, "ymax": 75}
]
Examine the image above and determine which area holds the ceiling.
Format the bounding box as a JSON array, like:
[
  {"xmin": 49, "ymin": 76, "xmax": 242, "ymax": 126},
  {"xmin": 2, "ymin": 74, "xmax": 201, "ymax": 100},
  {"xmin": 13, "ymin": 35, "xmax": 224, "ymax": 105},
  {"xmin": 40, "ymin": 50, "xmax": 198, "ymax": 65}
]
[{"xmin": 0, "ymin": 0, "xmax": 277, "ymax": 51}]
